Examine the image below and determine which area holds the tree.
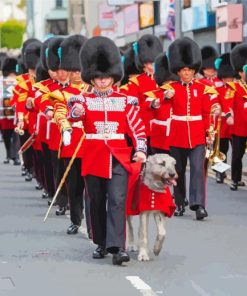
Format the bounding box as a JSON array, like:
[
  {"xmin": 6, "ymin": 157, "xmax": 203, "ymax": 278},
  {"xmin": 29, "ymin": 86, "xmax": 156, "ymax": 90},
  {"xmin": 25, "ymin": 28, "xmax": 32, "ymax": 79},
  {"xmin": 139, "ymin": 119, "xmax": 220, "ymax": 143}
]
[
  {"xmin": 1, "ymin": 20, "xmax": 26, "ymax": 49},
  {"xmin": 17, "ymin": 0, "xmax": 26, "ymax": 10}
]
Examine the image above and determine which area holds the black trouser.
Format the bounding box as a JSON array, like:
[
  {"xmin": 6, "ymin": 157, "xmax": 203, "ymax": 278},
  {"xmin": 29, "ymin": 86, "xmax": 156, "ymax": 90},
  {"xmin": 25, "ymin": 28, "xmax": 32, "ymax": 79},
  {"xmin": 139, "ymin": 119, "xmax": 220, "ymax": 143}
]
[
  {"xmin": 170, "ymin": 145, "xmax": 206, "ymax": 210},
  {"xmin": 2, "ymin": 129, "xmax": 20, "ymax": 160},
  {"xmin": 220, "ymin": 138, "xmax": 231, "ymax": 163},
  {"xmin": 41, "ymin": 142, "xmax": 55, "ymax": 197},
  {"xmin": 64, "ymin": 157, "xmax": 84, "ymax": 226},
  {"xmin": 85, "ymin": 158, "xmax": 128, "ymax": 253},
  {"xmin": 51, "ymin": 151, "xmax": 68, "ymax": 207},
  {"xmin": 19, "ymin": 131, "xmax": 33, "ymax": 173},
  {"xmin": 32, "ymin": 149, "xmax": 45, "ymax": 186},
  {"xmin": 231, "ymin": 135, "xmax": 247, "ymax": 183}
]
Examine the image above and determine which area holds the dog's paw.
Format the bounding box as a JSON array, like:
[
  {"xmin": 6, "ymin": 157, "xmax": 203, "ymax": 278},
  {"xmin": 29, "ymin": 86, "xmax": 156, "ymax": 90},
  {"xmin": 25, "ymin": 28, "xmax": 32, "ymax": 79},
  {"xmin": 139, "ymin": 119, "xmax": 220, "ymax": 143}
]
[
  {"xmin": 153, "ymin": 246, "xmax": 161, "ymax": 256},
  {"xmin": 138, "ymin": 250, "xmax": 150, "ymax": 261},
  {"xmin": 127, "ymin": 244, "xmax": 138, "ymax": 252}
]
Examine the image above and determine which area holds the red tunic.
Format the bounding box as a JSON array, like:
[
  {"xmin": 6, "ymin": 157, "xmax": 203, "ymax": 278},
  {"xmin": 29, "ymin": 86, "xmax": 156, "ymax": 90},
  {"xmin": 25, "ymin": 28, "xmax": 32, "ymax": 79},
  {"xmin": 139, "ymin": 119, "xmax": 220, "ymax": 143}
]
[
  {"xmin": 144, "ymin": 87, "xmax": 172, "ymax": 151},
  {"xmin": 165, "ymin": 80, "xmax": 213, "ymax": 149},
  {"xmin": 68, "ymin": 89, "xmax": 146, "ymax": 179},
  {"xmin": 221, "ymin": 81, "xmax": 247, "ymax": 137},
  {"xmin": 120, "ymin": 73, "xmax": 157, "ymax": 136}
]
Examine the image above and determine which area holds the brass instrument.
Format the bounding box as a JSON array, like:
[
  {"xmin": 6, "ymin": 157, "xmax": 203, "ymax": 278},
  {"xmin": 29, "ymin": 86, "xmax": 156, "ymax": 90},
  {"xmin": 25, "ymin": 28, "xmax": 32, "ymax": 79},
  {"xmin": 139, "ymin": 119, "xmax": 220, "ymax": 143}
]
[{"xmin": 206, "ymin": 104, "xmax": 226, "ymax": 166}]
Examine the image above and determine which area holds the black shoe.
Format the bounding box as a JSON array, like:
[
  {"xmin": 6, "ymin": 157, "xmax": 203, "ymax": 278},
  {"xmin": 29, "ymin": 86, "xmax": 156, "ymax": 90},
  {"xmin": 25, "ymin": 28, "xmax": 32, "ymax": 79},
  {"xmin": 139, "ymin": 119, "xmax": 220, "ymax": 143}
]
[
  {"xmin": 13, "ymin": 159, "xmax": 21, "ymax": 165},
  {"xmin": 21, "ymin": 167, "xmax": 27, "ymax": 176},
  {"xmin": 55, "ymin": 207, "xmax": 66, "ymax": 216},
  {"xmin": 42, "ymin": 190, "xmax": 49, "ymax": 199},
  {"xmin": 238, "ymin": 181, "xmax": 245, "ymax": 187},
  {"xmin": 216, "ymin": 172, "xmax": 224, "ymax": 184},
  {"xmin": 25, "ymin": 172, "xmax": 32, "ymax": 182},
  {"xmin": 35, "ymin": 182, "xmax": 43, "ymax": 190},
  {"xmin": 47, "ymin": 199, "xmax": 58, "ymax": 206},
  {"xmin": 112, "ymin": 249, "xmax": 130, "ymax": 265},
  {"xmin": 174, "ymin": 206, "xmax": 185, "ymax": 217},
  {"xmin": 3, "ymin": 158, "xmax": 10, "ymax": 164},
  {"xmin": 230, "ymin": 182, "xmax": 238, "ymax": 191},
  {"xmin": 196, "ymin": 206, "xmax": 208, "ymax": 220},
  {"xmin": 93, "ymin": 246, "xmax": 108, "ymax": 259},
  {"xmin": 67, "ymin": 224, "xmax": 79, "ymax": 235},
  {"xmin": 184, "ymin": 198, "xmax": 189, "ymax": 207}
]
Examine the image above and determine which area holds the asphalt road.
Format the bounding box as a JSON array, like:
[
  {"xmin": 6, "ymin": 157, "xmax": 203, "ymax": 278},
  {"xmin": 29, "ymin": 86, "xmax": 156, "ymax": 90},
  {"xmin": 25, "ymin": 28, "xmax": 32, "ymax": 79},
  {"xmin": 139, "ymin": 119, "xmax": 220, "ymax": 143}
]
[{"xmin": 0, "ymin": 142, "xmax": 247, "ymax": 296}]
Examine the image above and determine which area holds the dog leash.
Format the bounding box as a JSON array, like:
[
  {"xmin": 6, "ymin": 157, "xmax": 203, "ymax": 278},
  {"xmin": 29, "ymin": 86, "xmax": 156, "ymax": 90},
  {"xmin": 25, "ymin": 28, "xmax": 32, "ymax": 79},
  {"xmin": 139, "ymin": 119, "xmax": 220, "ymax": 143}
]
[{"xmin": 131, "ymin": 163, "xmax": 146, "ymax": 211}]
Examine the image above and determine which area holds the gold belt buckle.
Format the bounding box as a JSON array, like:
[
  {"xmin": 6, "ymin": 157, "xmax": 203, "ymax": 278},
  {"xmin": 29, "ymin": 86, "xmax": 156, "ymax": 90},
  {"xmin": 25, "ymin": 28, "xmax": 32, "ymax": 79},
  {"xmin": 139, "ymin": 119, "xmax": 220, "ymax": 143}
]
[
  {"xmin": 186, "ymin": 116, "xmax": 192, "ymax": 121},
  {"xmin": 103, "ymin": 133, "xmax": 110, "ymax": 139}
]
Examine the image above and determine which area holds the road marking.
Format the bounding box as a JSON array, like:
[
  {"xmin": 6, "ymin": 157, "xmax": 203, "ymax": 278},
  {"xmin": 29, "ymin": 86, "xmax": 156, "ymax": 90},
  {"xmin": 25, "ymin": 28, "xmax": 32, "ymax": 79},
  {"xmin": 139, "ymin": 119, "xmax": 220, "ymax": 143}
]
[
  {"xmin": 0, "ymin": 277, "xmax": 15, "ymax": 291},
  {"xmin": 126, "ymin": 276, "xmax": 158, "ymax": 296},
  {"xmin": 190, "ymin": 280, "xmax": 210, "ymax": 296}
]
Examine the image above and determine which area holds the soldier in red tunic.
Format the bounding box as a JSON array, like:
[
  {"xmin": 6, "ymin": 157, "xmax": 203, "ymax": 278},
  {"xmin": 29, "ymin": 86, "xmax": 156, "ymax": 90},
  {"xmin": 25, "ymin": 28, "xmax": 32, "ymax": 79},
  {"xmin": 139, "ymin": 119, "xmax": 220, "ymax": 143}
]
[
  {"xmin": 166, "ymin": 37, "xmax": 214, "ymax": 220},
  {"xmin": 120, "ymin": 35, "xmax": 163, "ymax": 155},
  {"xmin": 200, "ymin": 46, "xmax": 223, "ymax": 88},
  {"xmin": 226, "ymin": 44, "xmax": 247, "ymax": 190},
  {"xmin": 214, "ymin": 53, "xmax": 238, "ymax": 183},
  {"xmin": 0, "ymin": 57, "xmax": 20, "ymax": 165},
  {"xmin": 68, "ymin": 36, "xmax": 147, "ymax": 265}
]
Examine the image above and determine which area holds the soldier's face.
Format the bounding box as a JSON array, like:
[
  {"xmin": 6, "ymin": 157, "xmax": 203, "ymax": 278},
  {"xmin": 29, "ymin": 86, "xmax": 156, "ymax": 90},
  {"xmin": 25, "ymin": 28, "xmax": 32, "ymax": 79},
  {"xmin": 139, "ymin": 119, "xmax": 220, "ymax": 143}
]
[
  {"xmin": 92, "ymin": 77, "xmax": 113, "ymax": 90},
  {"xmin": 28, "ymin": 69, "xmax": 36, "ymax": 78},
  {"xmin": 48, "ymin": 70, "xmax": 57, "ymax": 80},
  {"xmin": 222, "ymin": 77, "xmax": 234, "ymax": 83},
  {"xmin": 203, "ymin": 68, "xmax": 217, "ymax": 78},
  {"xmin": 57, "ymin": 69, "xmax": 70, "ymax": 82},
  {"xmin": 144, "ymin": 63, "xmax": 154, "ymax": 74},
  {"xmin": 178, "ymin": 67, "xmax": 195, "ymax": 83},
  {"xmin": 239, "ymin": 71, "xmax": 245, "ymax": 81},
  {"xmin": 70, "ymin": 71, "xmax": 82, "ymax": 83}
]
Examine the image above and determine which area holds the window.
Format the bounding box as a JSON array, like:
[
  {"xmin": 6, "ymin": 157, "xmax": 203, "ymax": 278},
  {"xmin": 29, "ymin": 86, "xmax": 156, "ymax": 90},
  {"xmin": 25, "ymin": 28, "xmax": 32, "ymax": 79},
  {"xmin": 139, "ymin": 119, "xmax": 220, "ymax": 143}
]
[{"xmin": 56, "ymin": 0, "xmax": 63, "ymax": 8}]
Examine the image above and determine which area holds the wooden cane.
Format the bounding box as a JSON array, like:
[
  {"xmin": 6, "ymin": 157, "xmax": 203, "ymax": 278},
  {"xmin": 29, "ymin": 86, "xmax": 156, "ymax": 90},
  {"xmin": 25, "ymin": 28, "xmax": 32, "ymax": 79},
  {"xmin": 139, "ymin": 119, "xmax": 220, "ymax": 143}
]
[{"xmin": 43, "ymin": 131, "xmax": 85, "ymax": 222}]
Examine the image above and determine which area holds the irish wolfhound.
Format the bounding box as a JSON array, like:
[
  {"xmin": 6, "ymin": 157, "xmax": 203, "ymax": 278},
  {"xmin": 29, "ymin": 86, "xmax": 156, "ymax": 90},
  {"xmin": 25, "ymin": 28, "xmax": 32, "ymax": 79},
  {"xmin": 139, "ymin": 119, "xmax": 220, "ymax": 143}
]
[{"xmin": 127, "ymin": 154, "xmax": 177, "ymax": 261}]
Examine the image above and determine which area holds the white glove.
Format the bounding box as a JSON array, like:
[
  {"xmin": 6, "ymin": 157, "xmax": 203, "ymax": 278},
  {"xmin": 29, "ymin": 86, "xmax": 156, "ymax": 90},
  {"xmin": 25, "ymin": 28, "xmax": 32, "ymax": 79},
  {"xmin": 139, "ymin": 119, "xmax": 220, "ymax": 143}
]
[
  {"xmin": 133, "ymin": 151, "xmax": 147, "ymax": 163},
  {"xmin": 63, "ymin": 130, "xmax": 71, "ymax": 146}
]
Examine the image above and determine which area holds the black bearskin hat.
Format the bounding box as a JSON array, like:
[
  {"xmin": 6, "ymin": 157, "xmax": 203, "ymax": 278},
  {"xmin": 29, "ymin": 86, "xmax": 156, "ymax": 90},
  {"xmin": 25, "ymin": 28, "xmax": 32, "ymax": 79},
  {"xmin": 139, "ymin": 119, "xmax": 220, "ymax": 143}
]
[
  {"xmin": 133, "ymin": 34, "xmax": 163, "ymax": 71},
  {"xmin": 215, "ymin": 53, "xmax": 238, "ymax": 79},
  {"xmin": 35, "ymin": 62, "xmax": 50, "ymax": 82},
  {"xmin": 201, "ymin": 46, "xmax": 218, "ymax": 69},
  {"xmin": 230, "ymin": 43, "xmax": 247, "ymax": 73},
  {"xmin": 23, "ymin": 40, "xmax": 42, "ymax": 70},
  {"xmin": 60, "ymin": 35, "xmax": 88, "ymax": 71},
  {"xmin": 121, "ymin": 47, "xmax": 140, "ymax": 85},
  {"xmin": 40, "ymin": 38, "xmax": 53, "ymax": 71},
  {"xmin": 16, "ymin": 55, "xmax": 27, "ymax": 75},
  {"xmin": 47, "ymin": 37, "xmax": 65, "ymax": 71},
  {"xmin": 154, "ymin": 53, "xmax": 179, "ymax": 86},
  {"xmin": 1, "ymin": 57, "xmax": 17, "ymax": 77},
  {"xmin": 21, "ymin": 38, "xmax": 40, "ymax": 57},
  {"xmin": 80, "ymin": 36, "xmax": 123, "ymax": 84},
  {"xmin": 168, "ymin": 37, "xmax": 202, "ymax": 74}
]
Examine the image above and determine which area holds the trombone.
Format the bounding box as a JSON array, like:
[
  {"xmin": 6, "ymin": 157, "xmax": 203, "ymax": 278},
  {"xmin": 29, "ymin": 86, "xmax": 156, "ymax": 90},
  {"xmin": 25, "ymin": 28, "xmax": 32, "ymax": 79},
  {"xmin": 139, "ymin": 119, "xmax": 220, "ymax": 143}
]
[{"xmin": 205, "ymin": 104, "xmax": 226, "ymax": 169}]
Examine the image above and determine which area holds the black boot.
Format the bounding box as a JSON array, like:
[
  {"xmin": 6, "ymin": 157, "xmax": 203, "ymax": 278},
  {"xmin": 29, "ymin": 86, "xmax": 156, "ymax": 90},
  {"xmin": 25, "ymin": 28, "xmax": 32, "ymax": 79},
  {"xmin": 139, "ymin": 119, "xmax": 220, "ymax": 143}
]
[
  {"xmin": 216, "ymin": 172, "xmax": 224, "ymax": 183},
  {"xmin": 3, "ymin": 158, "xmax": 10, "ymax": 164},
  {"xmin": 174, "ymin": 205, "xmax": 185, "ymax": 216},
  {"xmin": 25, "ymin": 172, "xmax": 32, "ymax": 182},
  {"xmin": 55, "ymin": 207, "xmax": 66, "ymax": 216},
  {"xmin": 42, "ymin": 190, "xmax": 49, "ymax": 199},
  {"xmin": 237, "ymin": 181, "xmax": 245, "ymax": 187},
  {"xmin": 67, "ymin": 224, "xmax": 79, "ymax": 235},
  {"xmin": 230, "ymin": 182, "xmax": 238, "ymax": 191},
  {"xmin": 93, "ymin": 245, "xmax": 108, "ymax": 259},
  {"xmin": 196, "ymin": 206, "xmax": 208, "ymax": 220},
  {"xmin": 112, "ymin": 249, "xmax": 130, "ymax": 265},
  {"xmin": 35, "ymin": 182, "xmax": 43, "ymax": 190},
  {"xmin": 13, "ymin": 159, "xmax": 21, "ymax": 166}
]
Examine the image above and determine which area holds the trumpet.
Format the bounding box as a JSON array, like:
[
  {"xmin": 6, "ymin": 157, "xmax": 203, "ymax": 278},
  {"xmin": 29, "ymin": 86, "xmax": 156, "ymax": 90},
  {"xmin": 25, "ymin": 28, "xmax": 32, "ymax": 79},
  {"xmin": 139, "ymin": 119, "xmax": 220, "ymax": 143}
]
[{"xmin": 206, "ymin": 105, "xmax": 226, "ymax": 166}]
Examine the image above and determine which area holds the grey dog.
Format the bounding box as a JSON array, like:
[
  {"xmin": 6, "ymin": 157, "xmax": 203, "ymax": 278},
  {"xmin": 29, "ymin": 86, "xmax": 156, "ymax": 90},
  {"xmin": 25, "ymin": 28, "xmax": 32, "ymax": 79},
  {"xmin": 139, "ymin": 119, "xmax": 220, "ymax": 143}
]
[{"xmin": 127, "ymin": 154, "xmax": 177, "ymax": 261}]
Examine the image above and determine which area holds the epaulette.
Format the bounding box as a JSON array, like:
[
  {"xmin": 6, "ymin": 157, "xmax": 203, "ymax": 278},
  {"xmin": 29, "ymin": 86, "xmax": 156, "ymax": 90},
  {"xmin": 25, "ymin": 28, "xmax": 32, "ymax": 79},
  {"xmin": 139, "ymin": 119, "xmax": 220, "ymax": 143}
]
[
  {"xmin": 120, "ymin": 84, "xmax": 129, "ymax": 91},
  {"xmin": 144, "ymin": 91, "xmax": 157, "ymax": 99},
  {"xmin": 17, "ymin": 92, "xmax": 28, "ymax": 102},
  {"xmin": 127, "ymin": 96, "xmax": 138, "ymax": 105},
  {"xmin": 160, "ymin": 83, "xmax": 175, "ymax": 91},
  {"xmin": 226, "ymin": 81, "xmax": 236, "ymax": 91},
  {"xmin": 49, "ymin": 90, "xmax": 64, "ymax": 102},
  {"xmin": 203, "ymin": 85, "xmax": 218, "ymax": 95},
  {"xmin": 33, "ymin": 82, "xmax": 50, "ymax": 94},
  {"xmin": 18, "ymin": 81, "xmax": 29, "ymax": 91},
  {"xmin": 129, "ymin": 75, "xmax": 140, "ymax": 86}
]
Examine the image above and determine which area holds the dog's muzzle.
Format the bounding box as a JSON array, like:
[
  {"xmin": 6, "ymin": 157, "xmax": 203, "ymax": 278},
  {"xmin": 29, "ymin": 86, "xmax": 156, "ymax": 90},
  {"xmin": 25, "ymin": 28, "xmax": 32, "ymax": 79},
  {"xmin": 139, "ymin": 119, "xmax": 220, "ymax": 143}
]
[{"xmin": 161, "ymin": 175, "xmax": 177, "ymax": 186}]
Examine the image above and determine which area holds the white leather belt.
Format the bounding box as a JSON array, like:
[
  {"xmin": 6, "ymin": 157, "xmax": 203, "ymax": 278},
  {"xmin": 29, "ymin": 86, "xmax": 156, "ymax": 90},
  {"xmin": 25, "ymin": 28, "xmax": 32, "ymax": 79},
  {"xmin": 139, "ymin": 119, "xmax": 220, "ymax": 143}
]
[
  {"xmin": 71, "ymin": 121, "xmax": 83, "ymax": 128},
  {"xmin": 151, "ymin": 118, "xmax": 171, "ymax": 136},
  {"xmin": 85, "ymin": 133, "xmax": 125, "ymax": 140},
  {"xmin": 172, "ymin": 115, "xmax": 202, "ymax": 121}
]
